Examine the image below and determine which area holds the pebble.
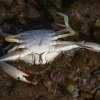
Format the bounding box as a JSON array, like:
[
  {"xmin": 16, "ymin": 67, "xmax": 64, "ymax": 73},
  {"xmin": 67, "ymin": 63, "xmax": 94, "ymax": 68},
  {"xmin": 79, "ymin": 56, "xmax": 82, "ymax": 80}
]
[
  {"xmin": 87, "ymin": 58, "xmax": 95, "ymax": 66},
  {"xmin": 67, "ymin": 85, "xmax": 74, "ymax": 93},
  {"xmin": 80, "ymin": 91, "xmax": 93, "ymax": 99},
  {"xmin": 94, "ymin": 90, "xmax": 100, "ymax": 99},
  {"xmin": 72, "ymin": 90, "xmax": 79, "ymax": 98},
  {"xmin": 89, "ymin": 78, "xmax": 96, "ymax": 85},
  {"xmin": 90, "ymin": 87, "xmax": 98, "ymax": 95},
  {"xmin": 83, "ymin": 79, "xmax": 88, "ymax": 85},
  {"xmin": 95, "ymin": 17, "xmax": 100, "ymax": 27},
  {"xmin": 43, "ymin": 80, "xmax": 52, "ymax": 92},
  {"xmin": 80, "ymin": 72, "xmax": 90, "ymax": 79}
]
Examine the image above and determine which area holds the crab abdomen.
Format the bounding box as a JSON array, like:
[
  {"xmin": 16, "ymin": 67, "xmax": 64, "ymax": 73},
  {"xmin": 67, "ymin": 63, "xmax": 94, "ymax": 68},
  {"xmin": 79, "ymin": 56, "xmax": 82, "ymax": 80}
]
[{"xmin": 19, "ymin": 29, "xmax": 55, "ymax": 54}]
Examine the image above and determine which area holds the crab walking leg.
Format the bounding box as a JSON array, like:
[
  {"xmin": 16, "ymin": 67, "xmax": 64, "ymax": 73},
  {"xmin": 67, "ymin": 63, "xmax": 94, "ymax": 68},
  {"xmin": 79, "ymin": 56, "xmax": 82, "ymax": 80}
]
[
  {"xmin": 51, "ymin": 40, "xmax": 77, "ymax": 45},
  {"xmin": 56, "ymin": 12, "xmax": 69, "ymax": 26},
  {"xmin": 41, "ymin": 52, "xmax": 47, "ymax": 64},
  {"xmin": 0, "ymin": 49, "xmax": 30, "ymax": 62},
  {"xmin": 21, "ymin": 54, "xmax": 34, "ymax": 64},
  {"xmin": 51, "ymin": 44, "xmax": 81, "ymax": 52},
  {"xmin": 34, "ymin": 54, "xmax": 40, "ymax": 64},
  {"xmin": 55, "ymin": 12, "xmax": 75, "ymax": 36},
  {"xmin": 41, "ymin": 52, "xmax": 60, "ymax": 64},
  {"xmin": 46, "ymin": 52, "xmax": 60, "ymax": 63},
  {"xmin": 0, "ymin": 62, "xmax": 37, "ymax": 85},
  {"xmin": 5, "ymin": 35, "xmax": 23, "ymax": 43},
  {"xmin": 56, "ymin": 41, "xmax": 76, "ymax": 45},
  {"xmin": 8, "ymin": 44, "xmax": 26, "ymax": 54}
]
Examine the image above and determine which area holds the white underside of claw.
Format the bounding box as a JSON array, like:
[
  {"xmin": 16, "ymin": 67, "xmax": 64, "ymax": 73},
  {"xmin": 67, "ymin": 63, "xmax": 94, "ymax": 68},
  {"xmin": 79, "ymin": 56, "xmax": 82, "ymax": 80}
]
[{"xmin": 0, "ymin": 62, "xmax": 37, "ymax": 85}]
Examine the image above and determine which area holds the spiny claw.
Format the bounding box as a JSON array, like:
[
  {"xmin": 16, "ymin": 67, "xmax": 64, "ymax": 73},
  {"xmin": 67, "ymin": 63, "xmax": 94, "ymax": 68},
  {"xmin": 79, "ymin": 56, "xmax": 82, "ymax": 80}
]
[{"xmin": 0, "ymin": 62, "xmax": 37, "ymax": 85}]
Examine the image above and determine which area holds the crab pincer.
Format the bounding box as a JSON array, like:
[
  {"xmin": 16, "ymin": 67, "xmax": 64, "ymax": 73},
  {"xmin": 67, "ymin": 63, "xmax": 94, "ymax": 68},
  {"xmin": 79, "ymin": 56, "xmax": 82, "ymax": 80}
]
[{"xmin": 0, "ymin": 62, "xmax": 37, "ymax": 85}]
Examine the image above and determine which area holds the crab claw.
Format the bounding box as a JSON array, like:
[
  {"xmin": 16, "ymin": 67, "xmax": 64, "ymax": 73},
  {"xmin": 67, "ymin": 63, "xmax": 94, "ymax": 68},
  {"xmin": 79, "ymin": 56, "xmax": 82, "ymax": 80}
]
[{"xmin": 0, "ymin": 62, "xmax": 37, "ymax": 85}]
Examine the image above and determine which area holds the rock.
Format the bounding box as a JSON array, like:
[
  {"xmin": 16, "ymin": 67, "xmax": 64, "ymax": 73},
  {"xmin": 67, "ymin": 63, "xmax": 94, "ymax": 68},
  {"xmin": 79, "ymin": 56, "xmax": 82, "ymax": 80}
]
[
  {"xmin": 89, "ymin": 78, "xmax": 96, "ymax": 85},
  {"xmin": 50, "ymin": 71, "xmax": 62, "ymax": 82},
  {"xmin": 90, "ymin": 87, "xmax": 98, "ymax": 95},
  {"xmin": 80, "ymin": 91, "xmax": 93, "ymax": 99},
  {"xmin": 82, "ymin": 66, "xmax": 90, "ymax": 71},
  {"xmin": 72, "ymin": 89, "xmax": 79, "ymax": 98},
  {"xmin": 67, "ymin": 85, "xmax": 74, "ymax": 93},
  {"xmin": 43, "ymin": 80, "xmax": 52, "ymax": 92},
  {"xmin": 92, "ymin": 68, "xmax": 100, "ymax": 77},
  {"xmin": 38, "ymin": 96, "xmax": 48, "ymax": 100},
  {"xmin": 94, "ymin": 90, "xmax": 100, "ymax": 99},
  {"xmin": 80, "ymin": 72, "xmax": 90, "ymax": 79},
  {"xmin": 95, "ymin": 17, "xmax": 100, "ymax": 27},
  {"xmin": 16, "ymin": 12, "xmax": 27, "ymax": 25},
  {"xmin": 87, "ymin": 58, "xmax": 95, "ymax": 66},
  {"xmin": 83, "ymin": 79, "xmax": 88, "ymax": 85}
]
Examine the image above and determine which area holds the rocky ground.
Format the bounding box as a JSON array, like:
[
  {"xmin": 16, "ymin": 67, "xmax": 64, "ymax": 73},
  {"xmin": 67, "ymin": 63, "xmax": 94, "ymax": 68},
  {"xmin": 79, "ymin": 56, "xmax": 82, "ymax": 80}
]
[{"xmin": 0, "ymin": 0, "xmax": 100, "ymax": 100}]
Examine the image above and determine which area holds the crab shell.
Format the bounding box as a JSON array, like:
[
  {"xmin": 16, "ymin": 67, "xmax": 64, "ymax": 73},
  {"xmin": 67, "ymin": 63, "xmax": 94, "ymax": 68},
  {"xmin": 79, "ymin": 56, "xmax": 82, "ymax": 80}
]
[{"xmin": 0, "ymin": 12, "xmax": 100, "ymax": 85}]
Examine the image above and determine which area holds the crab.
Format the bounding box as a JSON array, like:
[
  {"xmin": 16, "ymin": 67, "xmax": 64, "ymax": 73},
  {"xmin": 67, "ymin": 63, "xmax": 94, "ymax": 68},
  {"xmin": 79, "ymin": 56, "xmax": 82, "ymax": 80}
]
[{"xmin": 0, "ymin": 13, "xmax": 100, "ymax": 85}]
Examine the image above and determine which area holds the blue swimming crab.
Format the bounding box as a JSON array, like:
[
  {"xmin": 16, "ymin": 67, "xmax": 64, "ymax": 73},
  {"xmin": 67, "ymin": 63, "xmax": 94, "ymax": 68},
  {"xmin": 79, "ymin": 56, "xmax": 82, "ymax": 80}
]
[{"xmin": 0, "ymin": 13, "xmax": 100, "ymax": 85}]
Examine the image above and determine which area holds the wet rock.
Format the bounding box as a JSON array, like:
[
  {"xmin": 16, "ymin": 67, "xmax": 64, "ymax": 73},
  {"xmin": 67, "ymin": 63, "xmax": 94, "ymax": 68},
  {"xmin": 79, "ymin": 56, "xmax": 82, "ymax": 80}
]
[
  {"xmin": 80, "ymin": 72, "xmax": 90, "ymax": 79},
  {"xmin": 50, "ymin": 71, "xmax": 62, "ymax": 82},
  {"xmin": 38, "ymin": 96, "xmax": 48, "ymax": 100},
  {"xmin": 82, "ymin": 66, "xmax": 90, "ymax": 71},
  {"xmin": 94, "ymin": 90, "xmax": 100, "ymax": 99},
  {"xmin": 93, "ymin": 65, "xmax": 98, "ymax": 70},
  {"xmin": 80, "ymin": 91, "xmax": 93, "ymax": 99},
  {"xmin": 83, "ymin": 79, "xmax": 88, "ymax": 85},
  {"xmin": 67, "ymin": 85, "xmax": 74, "ymax": 93},
  {"xmin": 92, "ymin": 68, "xmax": 100, "ymax": 77},
  {"xmin": 87, "ymin": 58, "xmax": 95, "ymax": 66},
  {"xmin": 16, "ymin": 12, "xmax": 27, "ymax": 25},
  {"xmin": 74, "ymin": 10, "xmax": 83, "ymax": 21},
  {"xmin": 16, "ymin": 0, "xmax": 25, "ymax": 6},
  {"xmin": 72, "ymin": 89, "xmax": 79, "ymax": 98},
  {"xmin": 90, "ymin": 87, "xmax": 98, "ymax": 95},
  {"xmin": 71, "ymin": 99, "xmax": 78, "ymax": 100},
  {"xmin": 57, "ymin": 83, "xmax": 70, "ymax": 96},
  {"xmin": 43, "ymin": 80, "xmax": 52, "ymax": 92},
  {"xmin": 89, "ymin": 78, "xmax": 96, "ymax": 85},
  {"xmin": 95, "ymin": 17, "xmax": 100, "ymax": 28}
]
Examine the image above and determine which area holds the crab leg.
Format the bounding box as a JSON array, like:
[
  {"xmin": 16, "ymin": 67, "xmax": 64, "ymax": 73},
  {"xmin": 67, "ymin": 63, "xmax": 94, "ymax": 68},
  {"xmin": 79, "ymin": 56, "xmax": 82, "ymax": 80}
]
[
  {"xmin": 41, "ymin": 52, "xmax": 59, "ymax": 64},
  {"xmin": 5, "ymin": 35, "xmax": 23, "ymax": 43},
  {"xmin": 51, "ymin": 44, "xmax": 81, "ymax": 52},
  {"xmin": 34, "ymin": 54, "xmax": 40, "ymax": 64},
  {"xmin": 21, "ymin": 54, "xmax": 34, "ymax": 64},
  {"xmin": 0, "ymin": 62, "xmax": 37, "ymax": 85},
  {"xmin": 7, "ymin": 44, "xmax": 25, "ymax": 54},
  {"xmin": 55, "ymin": 12, "xmax": 75, "ymax": 36},
  {"xmin": 0, "ymin": 49, "xmax": 30, "ymax": 62},
  {"xmin": 51, "ymin": 40, "xmax": 76, "ymax": 45},
  {"xmin": 81, "ymin": 42, "xmax": 100, "ymax": 52}
]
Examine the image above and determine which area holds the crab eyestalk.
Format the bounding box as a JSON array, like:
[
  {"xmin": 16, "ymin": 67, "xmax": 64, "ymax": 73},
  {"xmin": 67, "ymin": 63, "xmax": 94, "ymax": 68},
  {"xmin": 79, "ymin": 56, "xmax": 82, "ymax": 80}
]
[{"xmin": 0, "ymin": 62, "xmax": 37, "ymax": 85}]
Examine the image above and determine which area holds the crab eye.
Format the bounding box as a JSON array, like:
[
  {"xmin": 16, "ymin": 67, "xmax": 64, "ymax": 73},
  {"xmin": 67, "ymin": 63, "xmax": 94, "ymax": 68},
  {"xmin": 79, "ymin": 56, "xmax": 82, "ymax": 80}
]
[{"xmin": 17, "ymin": 77, "xmax": 20, "ymax": 80}]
